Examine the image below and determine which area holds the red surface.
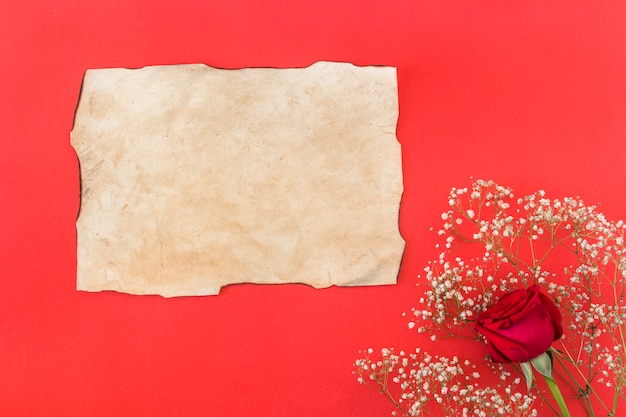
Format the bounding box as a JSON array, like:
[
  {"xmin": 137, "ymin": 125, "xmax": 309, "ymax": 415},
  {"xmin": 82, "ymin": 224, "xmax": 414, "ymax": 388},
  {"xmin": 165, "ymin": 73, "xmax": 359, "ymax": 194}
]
[{"xmin": 1, "ymin": 1, "xmax": 626, "ymax": 416}]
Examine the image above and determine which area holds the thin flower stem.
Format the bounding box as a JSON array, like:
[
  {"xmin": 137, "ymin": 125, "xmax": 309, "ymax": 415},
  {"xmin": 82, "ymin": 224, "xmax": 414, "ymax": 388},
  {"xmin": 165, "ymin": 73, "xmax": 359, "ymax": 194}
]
[
  {"xmin": 360, "ymin": 372, "xmax": 408, "ymax": 416},
  {"xmin": 612, "ymin": 270, "xmax": 626, "ymax": 358},
  {"xmin": 379, "ymin": 384, "xmax": 406, "ymax": 415},
  {"xmin": 552, "ymin": 352, "xmax": 595, "ymax": 417},
  {"xmin": 613, "ymin": 389, "xmax": 620, "ymax": 417},
  {"xmin": 529, "ymin": 230, "xmax": 537, "ymax": 268},
  {"xmin": 557, "ymin": 340, "xmax": 611, "ymax": 414},
  {"xmin": 534, "ymin": 233, "xmax": 576, "ymax": 268}
]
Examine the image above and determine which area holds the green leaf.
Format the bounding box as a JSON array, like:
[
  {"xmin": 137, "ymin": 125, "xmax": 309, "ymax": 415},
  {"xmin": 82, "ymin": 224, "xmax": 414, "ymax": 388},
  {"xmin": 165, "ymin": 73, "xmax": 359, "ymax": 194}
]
[
  {"xmin": 520, "ymin": 361, "xmax": 533, "ymax": 391},
  {"xmin": 530, "ymin": 351, "xmax": 553, "ymax": 380}
]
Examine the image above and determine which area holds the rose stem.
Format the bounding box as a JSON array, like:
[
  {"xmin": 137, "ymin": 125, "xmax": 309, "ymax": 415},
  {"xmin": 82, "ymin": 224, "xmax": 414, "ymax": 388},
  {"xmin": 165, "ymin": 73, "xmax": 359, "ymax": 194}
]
[
  {"xmin": 552, "ymin": 353, "xmax": 595, "ymax": 416},
  {"xmin": 543, "ymin": 375, "xmax": 572, "ymax": 417}
]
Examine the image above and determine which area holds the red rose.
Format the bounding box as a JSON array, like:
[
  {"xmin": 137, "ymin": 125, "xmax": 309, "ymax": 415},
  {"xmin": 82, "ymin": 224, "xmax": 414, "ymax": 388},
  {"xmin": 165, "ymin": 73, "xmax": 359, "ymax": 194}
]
[{"xmin": 475, "ymin": 285, "xmax": 563, "ymax": 363}]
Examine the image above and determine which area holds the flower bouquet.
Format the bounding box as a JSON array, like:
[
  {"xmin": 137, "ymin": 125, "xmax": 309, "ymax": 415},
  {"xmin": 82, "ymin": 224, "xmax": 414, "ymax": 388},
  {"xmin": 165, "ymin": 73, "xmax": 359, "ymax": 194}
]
[{"xmin": 355, "ymin": 179, "xmax": 626, "ymax": 417}]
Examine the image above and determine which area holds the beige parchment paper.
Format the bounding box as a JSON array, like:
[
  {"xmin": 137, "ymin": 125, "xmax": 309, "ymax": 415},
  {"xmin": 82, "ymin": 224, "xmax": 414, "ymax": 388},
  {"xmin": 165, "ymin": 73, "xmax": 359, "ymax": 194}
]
[{"xmin": 71, "ymin": 61, "xmax": 404, "ymax": 297}]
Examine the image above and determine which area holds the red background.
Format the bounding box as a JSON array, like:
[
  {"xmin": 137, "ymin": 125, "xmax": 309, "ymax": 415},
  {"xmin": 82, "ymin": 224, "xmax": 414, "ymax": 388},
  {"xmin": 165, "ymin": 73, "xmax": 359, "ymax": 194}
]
[{"xmin": 2, "ymin": 1, "xmax": 626, "ymax": 416}]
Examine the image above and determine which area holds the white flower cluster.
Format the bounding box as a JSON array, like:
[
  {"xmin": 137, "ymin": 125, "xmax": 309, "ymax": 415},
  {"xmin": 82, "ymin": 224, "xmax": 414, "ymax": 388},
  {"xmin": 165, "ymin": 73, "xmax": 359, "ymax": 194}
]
[
  {"xmin": 355, "ymin": 348, "xmax": 537, "ymax": 417},
  {"xmin": 356, "ymin": 180, "xmax": 626, "ymax": 417}
]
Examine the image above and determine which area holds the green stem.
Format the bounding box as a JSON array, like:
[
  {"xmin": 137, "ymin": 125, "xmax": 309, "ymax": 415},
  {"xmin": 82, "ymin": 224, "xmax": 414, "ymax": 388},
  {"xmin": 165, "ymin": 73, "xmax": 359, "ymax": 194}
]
[
  {"xmin": 544, "ymin": 375, "xmax": 572, "ymax": 417},
  {"xmin": 551, "ymin": 352, "xmax": 595, "ymax": 416}
]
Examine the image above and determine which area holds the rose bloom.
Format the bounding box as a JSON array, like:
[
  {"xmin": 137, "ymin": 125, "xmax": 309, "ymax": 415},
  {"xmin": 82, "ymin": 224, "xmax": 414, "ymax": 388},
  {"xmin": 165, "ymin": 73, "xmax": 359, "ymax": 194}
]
[{"xmin": 475, "ymin": 285, "xmax": 563, "ymax": 363}]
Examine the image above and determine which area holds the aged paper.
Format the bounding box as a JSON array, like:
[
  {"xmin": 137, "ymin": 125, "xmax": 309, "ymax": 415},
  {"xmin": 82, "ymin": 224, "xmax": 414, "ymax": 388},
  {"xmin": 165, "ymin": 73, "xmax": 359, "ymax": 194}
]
[{"xmin": 71, "ymin": 62, "xmax": 404, "ymax": 297}]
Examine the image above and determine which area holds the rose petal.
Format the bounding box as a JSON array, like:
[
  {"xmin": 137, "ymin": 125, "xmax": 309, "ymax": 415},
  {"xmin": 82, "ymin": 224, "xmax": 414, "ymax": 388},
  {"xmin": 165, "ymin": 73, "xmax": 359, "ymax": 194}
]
[
  {"xmin": 537, "ymin": 290, "xmax": 563, "ymax": 340},
  {"xmin": 475, "ymin": 285, "xmax": 562, "ymax": 363},
  {"xmin": 477, "ymin": 325, "xmax": 532, "ymax": 363}
]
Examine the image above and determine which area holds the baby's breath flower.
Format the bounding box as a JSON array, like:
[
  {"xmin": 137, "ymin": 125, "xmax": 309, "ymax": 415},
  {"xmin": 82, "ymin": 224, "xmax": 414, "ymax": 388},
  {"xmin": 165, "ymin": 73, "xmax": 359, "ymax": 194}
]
[{"xmin": 357, "ymin": 180, "xmax": 625, "ymax": 417}]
